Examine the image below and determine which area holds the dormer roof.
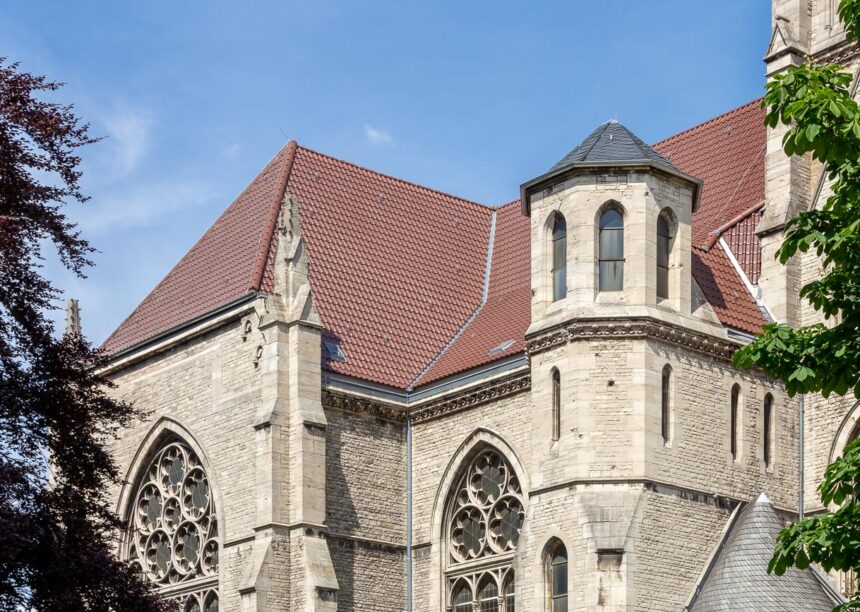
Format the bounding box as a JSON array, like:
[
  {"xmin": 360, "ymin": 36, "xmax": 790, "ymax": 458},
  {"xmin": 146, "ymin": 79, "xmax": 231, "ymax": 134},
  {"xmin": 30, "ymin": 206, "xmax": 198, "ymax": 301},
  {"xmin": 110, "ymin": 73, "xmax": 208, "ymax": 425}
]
[{"xmin": 520, "ymin": 120, "xmax": 702, "ymax": 214}]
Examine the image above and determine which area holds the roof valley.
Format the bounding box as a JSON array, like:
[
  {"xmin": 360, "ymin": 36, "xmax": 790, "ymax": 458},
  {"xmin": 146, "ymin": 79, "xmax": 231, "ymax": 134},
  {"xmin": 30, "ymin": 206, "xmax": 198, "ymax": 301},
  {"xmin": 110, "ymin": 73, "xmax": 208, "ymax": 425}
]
[{"xmin": 407, "ymin": 210, "xmax": 498, "ymax": 390}]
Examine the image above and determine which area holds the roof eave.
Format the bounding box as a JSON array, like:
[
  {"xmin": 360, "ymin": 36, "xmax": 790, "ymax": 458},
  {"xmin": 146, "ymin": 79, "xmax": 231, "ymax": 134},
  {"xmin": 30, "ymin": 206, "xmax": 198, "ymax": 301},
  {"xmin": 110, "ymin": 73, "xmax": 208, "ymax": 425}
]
[{"xmin": 520, "ymin": 160, "xmax": 703, "ymax": 215}]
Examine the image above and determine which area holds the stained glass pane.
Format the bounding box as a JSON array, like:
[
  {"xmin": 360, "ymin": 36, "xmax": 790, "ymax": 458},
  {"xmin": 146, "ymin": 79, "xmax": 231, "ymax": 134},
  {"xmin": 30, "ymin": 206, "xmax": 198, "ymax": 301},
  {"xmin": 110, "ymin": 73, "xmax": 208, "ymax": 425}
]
[
  {"xmin": 479, "ymin": 580, "xmax": 498, "ymax": 612},
  {"xmin": 504, "ymin": 578, "xmax": 515, "ymax": 612},
  {"xmin": 599, "ymin": 227, "xmax": 623, "ymax": 260},
  {"xmin": 552, "ymin": 562, "xmax": 568, "ymax": 597},
  {"xmin": 453, "ymin": 582, "xmax": 472, "ymax": 612},
  {"xmin": 552, "ymin": 214, "xmax": 566, "ymax": 240},
  {"xmin": 657, "ymin": 266, "xmax": 669, "ymax": 300},
  {"xmin": 657, "ymin": 235, "xmax": 670, "ymax": 268},
  {"xmin": 599, "ymin": 261, "xmax": 623, "ymax": 291},
  {"xmin": 204, "ymin": 594, "xmax": 219, "ymax": 612},
  {"xmin": 600, "ymin": 209, "xmax": 623, "ymax": 229},
  {"xmin": 552, "ymin": 596, "xmax": 568, "ymax": 612}
]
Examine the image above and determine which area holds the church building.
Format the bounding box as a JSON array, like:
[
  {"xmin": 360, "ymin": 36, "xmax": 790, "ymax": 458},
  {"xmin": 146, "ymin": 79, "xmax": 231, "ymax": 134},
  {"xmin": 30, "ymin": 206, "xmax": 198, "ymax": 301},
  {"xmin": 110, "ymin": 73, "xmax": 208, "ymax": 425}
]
[{"xmin": 100, "ymin": 1, "xmax": 860, "ymax": 609}]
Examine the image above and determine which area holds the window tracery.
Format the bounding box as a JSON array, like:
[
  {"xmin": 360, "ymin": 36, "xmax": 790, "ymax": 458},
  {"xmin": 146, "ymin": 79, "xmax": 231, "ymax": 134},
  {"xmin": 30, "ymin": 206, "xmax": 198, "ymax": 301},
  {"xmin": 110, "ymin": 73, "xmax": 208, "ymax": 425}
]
[
  {"xmin": 446, "ymin": 449, "xmax": 523, "ymax": 611},
  {"xmin": 126, "ymin": 439, "xmax": 219, "ymax": 611}
]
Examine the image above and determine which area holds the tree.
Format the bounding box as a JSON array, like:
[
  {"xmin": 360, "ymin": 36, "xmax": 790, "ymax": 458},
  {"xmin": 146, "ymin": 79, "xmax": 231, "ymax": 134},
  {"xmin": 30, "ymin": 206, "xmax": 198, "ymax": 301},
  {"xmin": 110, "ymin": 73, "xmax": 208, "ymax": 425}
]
[
  {"xmin": 0, "ymin": 59, "xmax": 164, "ymax": 610},
  {"xmin": 731, "ymin": 1, "xmax": 860, "ymax": 609}
]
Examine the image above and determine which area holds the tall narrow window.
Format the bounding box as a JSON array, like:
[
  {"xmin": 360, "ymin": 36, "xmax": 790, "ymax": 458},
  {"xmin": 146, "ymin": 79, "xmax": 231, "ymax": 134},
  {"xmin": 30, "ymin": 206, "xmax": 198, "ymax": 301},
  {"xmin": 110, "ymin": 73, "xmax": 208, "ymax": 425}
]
[
  {"xmin": 764, "ymin": 393, "xmax": 774, "ymax": 468},
  {"xmin": 731, "ymin": 384, "xmax": 740, "ymax": 460},
  {"xmin": 552, "ymin": 214, "xmax": 567, "ymax": 302},
  {"xmin": 599, "ymin": 208, "xmax": 624, "ymax": 291},
  {"xmin": 551, "ymin": 368, "xmax": 561, "ymax": 442},
  {"xmin": 657, "ymin": 214, "xmax": 672, "ymax": 299},
  {"xmin": 503, "ymin": 574, "xmax": 515, "ymax": 611},
  {"xmin": 452, "ymin": 581, "xmax": 472, "ymax": 612},
  {"xmin": 661, "ymin": 365, "xmax": 672, "ymax": 444},
  {"xmin": 548, "ymin": 541, "xmax": 568, "ymax": 612},
  {"xmin": 478, "ymin": 578, "xmax": 499, "ymax": 612}
]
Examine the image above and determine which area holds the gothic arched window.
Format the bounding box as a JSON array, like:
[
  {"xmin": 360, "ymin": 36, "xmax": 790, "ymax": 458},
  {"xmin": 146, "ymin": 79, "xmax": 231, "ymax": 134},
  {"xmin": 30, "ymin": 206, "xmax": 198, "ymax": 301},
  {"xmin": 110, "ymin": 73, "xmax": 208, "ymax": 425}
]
[
  {"xmin": 763, "ymin": 393, "xmax": 774, "ymax": 468},
  {"xmin": 730, "ymin": 384, "xmax": 741, "ymax": 461},
  {"xmin": 126, "ymin": 438, "xmax": 219, "ymax": 610},
  {"xmin": 661, "ymin": 365, "xmax": 672, "ymax": 445},
  {"xmin": 551, "ymin": 213, "xmax": 567, "ymax": 302},
  {"xmin": 547, "ymin": 541, "xmax": 568, "ymax": 612},
  {"xmin": 657, "ymin": 213, "xmax": 673, "ymax": 299},
  {"xmin": 446, "ymin": 449, "xmax": 524, "ymax": 611},
  {"xmin": 551, "ymin": 368, "xmax": 561, "ymax": 442},
  {"xmin": 599, "ymin": 208, "xmax": 624, "ymax": 291}
]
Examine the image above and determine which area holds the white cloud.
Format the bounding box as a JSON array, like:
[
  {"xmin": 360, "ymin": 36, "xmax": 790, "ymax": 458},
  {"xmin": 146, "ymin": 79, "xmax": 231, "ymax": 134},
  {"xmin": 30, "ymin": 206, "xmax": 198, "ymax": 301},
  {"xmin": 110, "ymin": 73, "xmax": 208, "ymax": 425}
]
[
  {"xmin": 221, "ymin": 142, "xmax": 241, "ymax": 159},
  {"xmin": 100, "ymin": 105, "xmax": 153, "ymax": 178},
  {"xmin": 73, "ymin": 179, "xmax": 219, "ymax": 235},
  {"xmin": 364, "ymin": 125, "xmax": 394, "ymax": 146}
]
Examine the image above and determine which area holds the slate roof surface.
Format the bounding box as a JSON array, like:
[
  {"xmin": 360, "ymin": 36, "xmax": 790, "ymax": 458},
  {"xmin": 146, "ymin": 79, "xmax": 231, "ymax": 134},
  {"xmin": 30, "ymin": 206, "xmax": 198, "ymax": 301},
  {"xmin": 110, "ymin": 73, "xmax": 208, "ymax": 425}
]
[
  {"xmin": 104, "ymin": 101, "xmax": 770, "ymax": 388},
  {"xmin": 550, "ymin": 120, "xmax": 682, "ymax": 175},
  {"xmin": 690, "ymin": 494, "xmax": 840, "ymax": 611}
]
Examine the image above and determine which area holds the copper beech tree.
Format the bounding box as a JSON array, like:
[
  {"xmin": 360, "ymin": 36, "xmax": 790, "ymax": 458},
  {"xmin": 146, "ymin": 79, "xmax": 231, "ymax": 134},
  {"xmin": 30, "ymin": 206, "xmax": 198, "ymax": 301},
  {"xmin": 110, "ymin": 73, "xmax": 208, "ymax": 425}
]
[{"xmin": 0, "ymin": 59, "xmax": 164, "ymax": 610}]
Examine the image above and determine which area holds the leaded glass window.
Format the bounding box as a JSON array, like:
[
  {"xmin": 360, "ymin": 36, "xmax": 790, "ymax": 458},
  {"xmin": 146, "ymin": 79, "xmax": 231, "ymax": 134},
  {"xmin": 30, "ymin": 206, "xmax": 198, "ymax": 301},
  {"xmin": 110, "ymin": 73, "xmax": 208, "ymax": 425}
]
[
  {"xmin": 764, "ymin": 393, "xmax": 773, "ymax": 468},
  {"xmin": 551, "ymin": 368, "xmax": 561, "ymax": 442},
  {"xmin": 446, "ymin": 450, "xmax": 524, "ymax": 611},
  {"xmin": 657, "ymin": 214, "xmax": 673, "ymax": 299},
  {"xmin": 731, "ymin": 384, "xmax": 740, "ymax": 460},
  {"xmin": 127, "ymin": 439, "xmax": 219, "ymax": 610},
  {"xmin": 599, "ymin": 208, "xmax": 624, "ymax": 291},
  {"xmin": 552, "ymin": 213, "xmax": 567, "ymax": 302},
  {"xmin": 549, "ymin": 542, "xmax": 568, "ymax": 612},
  {"xmin": 661, "ymin": 365, "xmax": 672, "ymax": 445}
]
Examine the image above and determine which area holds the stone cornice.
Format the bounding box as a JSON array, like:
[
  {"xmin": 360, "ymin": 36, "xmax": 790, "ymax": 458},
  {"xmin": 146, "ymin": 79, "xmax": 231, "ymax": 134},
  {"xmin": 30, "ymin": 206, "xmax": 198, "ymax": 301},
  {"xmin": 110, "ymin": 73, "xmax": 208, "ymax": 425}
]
[
  {"xmin": 409, "ymin": 371, "xmax": 531, "ymax": 423},
  {"xmin": 321, "ymin": 389, "xmax": 406, "ymax": 423},
  {"xmin": 525, "ymin": 318, "xmax": 739, "ymax": 362},
  {"xmin": 815, "ymin": 39, "xmax": 860, "ymax": 66},
  {"xmin": 321, "ymin": 370, "xmax": 533, "ymax": 425}
]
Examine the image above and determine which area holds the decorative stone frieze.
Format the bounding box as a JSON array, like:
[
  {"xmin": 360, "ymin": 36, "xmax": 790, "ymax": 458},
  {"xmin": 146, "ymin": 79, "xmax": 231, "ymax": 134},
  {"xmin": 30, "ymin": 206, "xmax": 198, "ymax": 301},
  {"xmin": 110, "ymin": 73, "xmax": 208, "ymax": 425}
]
[
  {"xmin": 410, "ymin": 372, "xmax": 531, "ymax": 423},
  {"xmin": 321, "ymin": 389, "xmax": 406, "ymax": 423},
  {"xmin": 525, "ymin": 317, "xmax": 739, "ymax": 362}
]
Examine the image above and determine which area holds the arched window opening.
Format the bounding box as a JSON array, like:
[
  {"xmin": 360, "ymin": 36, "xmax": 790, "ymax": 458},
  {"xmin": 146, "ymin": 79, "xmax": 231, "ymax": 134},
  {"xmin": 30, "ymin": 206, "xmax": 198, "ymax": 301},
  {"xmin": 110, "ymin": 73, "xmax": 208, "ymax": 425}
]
[
  {"xmin": 599, "ymin": 208, "xmax": 624, "ymax": 292},
  {"xmin": 452, "ymin": 580, "xmax": 473, "ymax": 612},
  {"xmin": 551, "ymin": 368, "xmax": 561, "ymax": 442},
  {"xmin": 657, "ymin": 214, "xmax": 673, "ymax": 300},
  {"xmin": 764, "ymin": 393, "xmax": 774, "ymax": 468},
  {"xmin": 126, "ymin": 438, "xmax": 219, "ymax": 609},
  {"xmin": 548, "ymin": 541, "xmax": 568, "ymax": 612},
  {"xmin": 731, "ymin": 384, "xmax": 741, "ymax": 461},
  {"xmin": 552, "ymin": 214, "xmax": 567, "ymax": 302},
  {"xmin": 503, "ymin": 573, "xmax": 515, "ymax": 612},
  {"xmin": 446, "ymin": 448, "xmax": 524, "ymax": 611},
  {"xmin": 478, "ymin": 577, "xmax": 499, "ymax": 612},
  {"xmin": 661, "ymin": 365, "xmax": 672, "ymax": 445}
]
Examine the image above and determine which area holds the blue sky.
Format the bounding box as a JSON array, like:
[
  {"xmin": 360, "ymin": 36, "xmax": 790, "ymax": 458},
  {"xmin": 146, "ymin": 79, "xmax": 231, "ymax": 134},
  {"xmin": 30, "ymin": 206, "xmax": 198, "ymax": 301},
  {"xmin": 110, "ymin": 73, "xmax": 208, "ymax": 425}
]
[{"xmin": 2, "ymin": 1, "xmax": 771, "ymax": 345}]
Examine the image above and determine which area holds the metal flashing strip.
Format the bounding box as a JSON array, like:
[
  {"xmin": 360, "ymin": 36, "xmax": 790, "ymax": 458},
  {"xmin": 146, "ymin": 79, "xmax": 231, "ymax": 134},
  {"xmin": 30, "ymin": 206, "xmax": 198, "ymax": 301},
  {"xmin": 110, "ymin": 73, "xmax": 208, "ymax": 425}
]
[
  {"xmin": 407, "ymin": 210, "xmax": 498, "ymax": 390},
  {"xmin": 719, "ymin": 236, "xmax": 775, "ymax": 323},
  {"xmin": 323, "ymin": 352, "xmax": 529, "ymax": 407},
  {"xmin": 102, "ymin": 293, "xmax": 260, "ymax": 373}
]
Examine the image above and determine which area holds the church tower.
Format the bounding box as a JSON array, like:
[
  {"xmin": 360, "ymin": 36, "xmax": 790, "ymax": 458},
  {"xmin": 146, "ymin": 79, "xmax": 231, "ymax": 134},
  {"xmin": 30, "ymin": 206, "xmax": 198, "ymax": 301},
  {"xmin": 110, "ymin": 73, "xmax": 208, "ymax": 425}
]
[{"xmin": 521, "ymin": 120, "xmax": 700, "ymax": 331}]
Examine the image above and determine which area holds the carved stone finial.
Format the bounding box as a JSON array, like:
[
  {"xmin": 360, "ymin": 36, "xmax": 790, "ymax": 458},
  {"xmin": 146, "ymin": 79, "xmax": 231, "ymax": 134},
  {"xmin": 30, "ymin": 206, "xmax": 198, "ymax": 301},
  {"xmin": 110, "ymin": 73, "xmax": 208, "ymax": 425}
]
[{"xmin": 65, "ymin": 298, "xmax": 81, "ymax": 338}]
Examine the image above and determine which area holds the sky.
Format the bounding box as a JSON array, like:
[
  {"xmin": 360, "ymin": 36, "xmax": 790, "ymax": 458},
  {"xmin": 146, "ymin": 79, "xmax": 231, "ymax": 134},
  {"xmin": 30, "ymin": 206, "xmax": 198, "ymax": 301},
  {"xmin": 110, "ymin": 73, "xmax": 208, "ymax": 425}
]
[{"xmin": 1, "ymin": 1, "xmax": 772, "ymax": 346}]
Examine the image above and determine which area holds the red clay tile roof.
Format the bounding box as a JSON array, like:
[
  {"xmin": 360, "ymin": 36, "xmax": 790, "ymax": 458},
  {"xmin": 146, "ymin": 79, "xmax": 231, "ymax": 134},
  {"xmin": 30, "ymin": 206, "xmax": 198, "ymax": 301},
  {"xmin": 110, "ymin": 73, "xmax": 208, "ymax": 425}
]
[
  {"xmin": 102, "ymin": 143, "xmax": 295, "ymax": 354},
  {"xmin": 653, "ymin": 99, "xmax": 766, "ymax": 247},
  {"xmin": 693, "ymin": 244, "xmax": 765, "ymax": 334},
  {"xmin": 290, "ymin": 146, "xmax": 492, "ymax": 389},
  {"xmin": 417, "ymin": 200, "xmax": 531, "ymax": 386},
  {"xmin": 722, "ymin": 204, "xmax": 765, "ymax": 284},
  {"xmin": 105, "ymin": 100, "xmax": 770, "ymax": 387}
]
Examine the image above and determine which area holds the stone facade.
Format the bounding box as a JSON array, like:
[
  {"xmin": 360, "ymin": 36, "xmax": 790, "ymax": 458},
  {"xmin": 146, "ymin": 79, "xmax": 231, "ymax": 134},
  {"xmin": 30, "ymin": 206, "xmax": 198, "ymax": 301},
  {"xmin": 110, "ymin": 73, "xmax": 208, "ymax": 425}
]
[{"xmin": 101, "ymin": 1, "xmax": 860, "ymax": 609}]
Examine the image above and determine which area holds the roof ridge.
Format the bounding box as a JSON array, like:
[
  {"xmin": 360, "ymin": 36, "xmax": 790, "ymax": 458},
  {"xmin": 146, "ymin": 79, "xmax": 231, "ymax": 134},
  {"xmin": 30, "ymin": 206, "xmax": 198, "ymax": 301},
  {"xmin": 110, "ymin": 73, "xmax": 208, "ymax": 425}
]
[
  {"xmin": 580, "ymin": 121, "xmax": 612, "ymax": 161},
  {"xmin": 654, "ymin": 98, "xmax": 764, "ymax": 148},
  {"xmin": 295, "ymin": 144, "xmax": 493, "ymax": 213},
  {"xmin": 250, "ymin": 140, "xmax": 298, "ymax": 290},
  {"xmin": 100, "ymin": 143, "xmax": 293, "ymax": 349}
]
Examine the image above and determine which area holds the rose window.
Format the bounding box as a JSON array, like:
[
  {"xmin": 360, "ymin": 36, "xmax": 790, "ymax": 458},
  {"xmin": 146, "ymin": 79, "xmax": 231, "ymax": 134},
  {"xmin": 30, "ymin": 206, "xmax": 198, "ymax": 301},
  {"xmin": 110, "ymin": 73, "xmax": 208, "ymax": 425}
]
[
  {"xmin": 126, "ymin": 440, "xmax": 219, "ymax": 609},
  {"xmin": 446, "ymin": 449, "xmax": 524, "ymax": 611}
]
